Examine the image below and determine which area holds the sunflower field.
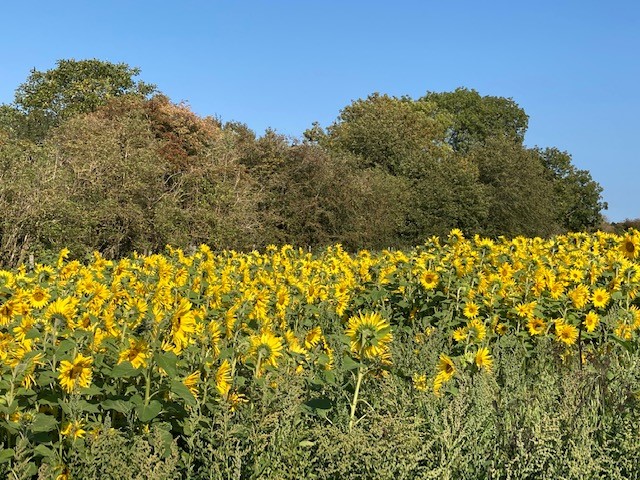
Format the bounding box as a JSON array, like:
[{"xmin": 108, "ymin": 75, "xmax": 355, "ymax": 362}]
[{"xmin": 2, "ymin": 230, "xmax": 640, "ymax": 479}]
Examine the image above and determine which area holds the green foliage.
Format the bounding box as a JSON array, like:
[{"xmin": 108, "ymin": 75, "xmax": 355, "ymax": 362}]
[
  {"xmin": 137, "ymin": 342, "xmax": 640, "ymax": 480},
  {"xmin": 0, "ymin": 58, "xmax": 609, "ymax": 265},
  {"xmin": 422, "ymin": 87, "xmax": 529, "ymax": 153},
  {"xmin": 326, "ymin": 93, "xmax": 451, "ymax": 175},
  {"xmin": 537, "ymin": 147, "xmax": 607, "ymax": 231},
  {"xmin": 470, "ymin": 137, "xmax": 561, "ymax": 237},
  {"xmin": 13, "ymin": 59, "xmax": 155, "ymax": 141}
]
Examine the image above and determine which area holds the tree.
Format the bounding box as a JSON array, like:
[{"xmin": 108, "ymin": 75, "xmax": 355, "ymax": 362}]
[
  {"xmin": 325, "ymin": 93, "xmax": 451, "ymax": 176},
  {"xmin": 421, "ymin": 88, "xmax": 529, "ymax": 153},
  {"xmin": 324, "ymin": 93, "xmax": 491, "ymax": 241},
  {"xmin": 10, "ymin": 59, "xmax": 155, "ymax": 141},
  {"xmin": 535, "ymin": 147, "xmax": 607, "ymax": 231},
  {"xmin": 469, "ymin": 137, "xmax": 561, "ymax": 237}
]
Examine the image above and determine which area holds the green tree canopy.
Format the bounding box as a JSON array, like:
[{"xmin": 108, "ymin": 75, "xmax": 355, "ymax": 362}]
[
  {"xmin": 325, "ymin": 93, "xmax": 452, "ymax": 176},
  {"xmin": 8, "ymin": 59, "xmax": 155, "ymax": 141},
  {"xmin": 421, "ymin": 87, "xmax": 529, "ymax": 153},
  {"xmin": 536, "ymin": 147, "xmax": 607, "ymax": 231}
]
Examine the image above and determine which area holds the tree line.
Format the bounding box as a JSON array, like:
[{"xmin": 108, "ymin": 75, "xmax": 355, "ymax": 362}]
[{"xmin": 0, "ymin": 59, "xmax": 608, "ymax": 266}]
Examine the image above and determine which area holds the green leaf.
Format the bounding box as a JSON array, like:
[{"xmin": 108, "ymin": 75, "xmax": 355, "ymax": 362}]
[
  {"xmin": 301, "ymin": 397, "xmax": 333, "ymax": 418},
  {"xmin": 322, "ymin": 370, "xmax": 336, "ymax": 385},
  {"xmin": 78, "ymin": 385, "xmax": 102, "ymax": 396},
  {"xmin": 342, "ymin": 355, "xmax": 362, "ymax": 371},
  {"xmin": 30, "ymin": 413, "xmax": 58, "ymax": 432},
  {"xmin": 611, "ymin": 335, "xmax": 634, "ymax": 353},
  {"xmin": 109, "ymin": 361, "xmax": 140, "ymax": 379},
  {"xmin": 155, "ymin": 351, "xmax": 177, "ymax": 377},
  {"xmin": 156, "ymin": 428, "xmax": 174, "ymax": 458},
  {"xmin": 33, "ymin": 444, "xmax": 54, "ymax": 459},
  {"xmin": 136, "ymin": 400, "xmax": 162, "ymax": 422},
  {"xmin": 36, "ymin": 370, "xmax": 59, "ymax": 387},
  {"xmin": 54, "ymin": 339, "xmax": 76, "ymax": 357},
  {"xmin": 76, "ymin": 400, "xmax": 100, "ymax": 413},
  {"xmin": 170, "ymin": 380, "xmax": 197, "ymax": 407},
  {"xmin": 102, "ymin": 399, "xmax": 133, "ymax": 414},
  {"xmin": 218, "ymin": 347, "xmax": 235, "ymax": 360},
  {"xmin": 24, "ymin": 327, "xmax": 41, "ymax": 340},
  {"xmin": 0, "ymin": 448, "xmax": 14, "ymax": 463}
]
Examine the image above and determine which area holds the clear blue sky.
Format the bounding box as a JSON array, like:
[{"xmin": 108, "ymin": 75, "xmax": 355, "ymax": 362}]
[{"xmin": 1, "ymin": 1, "xmax": 638, "ymax": 222}]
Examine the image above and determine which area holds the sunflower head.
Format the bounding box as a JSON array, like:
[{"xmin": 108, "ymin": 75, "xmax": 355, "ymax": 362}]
[
  {"xmin": 58, "ymin": 354, "xmax": 93, "ymax": 394},
  {"xmin": 215, "ymin": 359, "xmax": 233, "ymax": 396},
  {"xmin": 555, "ymin": 320, "xmax": 579, "ymax": 345},
  {"xmin": 437, "ymin": 353, "xmax": 456, "ymax": 380},
  {"xmin": 344, "ymin": 311, "xmax": 392, "ymax": 361},
  {"xmin": 474, "ymin": 347, "xmax": 493, "ymax": 372},
  {"xmin": 247, "ymin": 331, "xmax": 284, "ymax": 372},
  {"xmin": 527, "ymin": 317, "xmax": 546, "ymax": 336},
  {"xmin": 419, "ymin": 270, "xmax": 439, "ymax": 290},
  {"xmin": 620, "ymin": 233, "xmax": 639, "ymax": 260},
  {"xmin": 584, "ymin": 311, "xmax": 599, "ymax": 333}
]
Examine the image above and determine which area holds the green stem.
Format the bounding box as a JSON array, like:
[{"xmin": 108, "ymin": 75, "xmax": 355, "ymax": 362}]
[
  {"xmin": 144, "ymin": 365, "xmax": 151, "ymax": 406},
  {"xmin": 348, "ymin": 367, "xmax": 365, "ymax": 431},
  {"xmin": 255, "ymin": 351, "xmax": 263, "ymax": 379}
]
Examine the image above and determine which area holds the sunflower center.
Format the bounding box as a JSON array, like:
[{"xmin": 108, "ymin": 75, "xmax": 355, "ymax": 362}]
[
  {"xmin": 626, "ymin": 242, "xmax": 635, "ymax": 253},
  {"xmin": 70, "ymin": 365, "xmax": 84, "ymax": 380}
]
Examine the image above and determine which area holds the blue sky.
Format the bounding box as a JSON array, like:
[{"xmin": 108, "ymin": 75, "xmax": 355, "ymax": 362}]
[{"xmin": 1, "ymin": 1, "xmax": 638, "ymax": 222}]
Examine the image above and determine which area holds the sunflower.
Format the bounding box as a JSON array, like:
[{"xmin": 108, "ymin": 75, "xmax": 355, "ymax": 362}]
[
  {"xmin": 20, "ymin": 352, "xmax": 44, "ymax": 389},
  {"xmin": 29, "ymin": 286, "xmax": 50, "ymax": 309},
  {"xmin": 304, "ymin": 326, "xmax": 323, "ymax": 350},
  {"xmin": 183, "ymin": 371, "xmax": 200, "ymax": 399},
  {"xmin": 284, "ymin": 330, "xmax": 308, "ymax": 355},
  {"xmin": 584, "ymin": 311, "xmax": 599, "ymax": 333},
  {"xmin": 433, "ymin": 371, "xmax": 448, "ymax": 396},
  {"xmin": 12, "ymin": 316, "xmax": 35, "ymax": 343},
  {"xmin": 515, "ymin": 301, "xmax": 537, "ymax": 319},
  {"xmin": 56, "ymin": 466, "xmax": 71, "ymax": 480},
  {"xmin": 227, "ymin": 390, "xmax": 248, "ymax": 412},
  {"xmin": 247, "ymin": 330, "xmax": 284, "ymax": 372},
  {"xmin": 527, "ymin": 317, "xmax": 546, "ymax": 336},
  {"xmin": 61, "ymin": 420, "xmax": 86, "ymax": 440},
  {"xmin": 568, "ymin": 284, "xmax": 590, "ymax": 309},
  {"xmin": 58, "ymin": 354, "xmax": 93, "ymax": 393},
  {"xmin": 344, "ymin": 311, "xmax": 392, "ymax": 360},
  {"xmin": 45, "ymin": 297, "xmax": 78, "ymax": 327},
  {"xmin": 118, "ymin": 338, "xmax": 149, "ymax": 369},
  {"xmin": 448, "ymin": 228, "xmax": 465, "ymax": 242},
  {"xmin": 494, "ymin": 323, "xmax": 508, "ymax": 335},
  {"xmin": 591, "ymin": 288, "xmax": 610, "ymax": 309},
  {"xmin": 437, "ymin": 353, "xmax": 456, "ymax": 382},
  {"xmin": 474, "ymin": 347, "xmax": 493, "ymax": 372},
  {"xmin": 453, "ymin": 327, "xmax": 467, "ymax": 342},
  {"xmin": 615, "ymin": 323, "xmax": 633, "ymax": 340},
  {"xmin": 170, "ymin": 298, "xmax": 196, "ymax": 352},
  {"xmin": 208, "ymin": 320, "xmax": 223, "ymax": 357},
  {"xmin": 620, "ymin": 233, "xmax": 639, "ymax": 260},
  {"xmin": 467, "ymin": 318, "xmax": 486, "ymax": 342},
  {"xmin": 463, "ymin": 302, "xmax": 480, "ymax": 319},
  {"xmin": 555, "ymin": 321, "xmax": 579, "ymax": 345},
  {"xmin": 0, "ymin": 299, "xmax": 20, "ymax": 326},
  {"xmin": 419, "ymin": 270, "xmax": 439, "ymax": 290},
  {"xmin": 216, "ymin": 359, "xmax": 233, "ymax": 396},
  {"xmin": 630, "ymin": 305, "xmax": 640, "ymax": 328}
]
